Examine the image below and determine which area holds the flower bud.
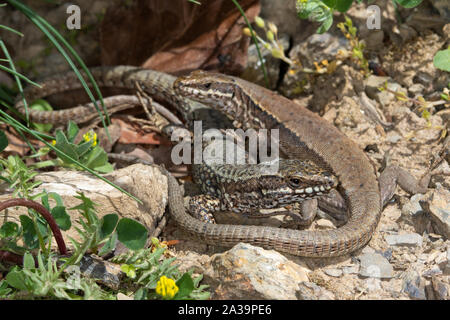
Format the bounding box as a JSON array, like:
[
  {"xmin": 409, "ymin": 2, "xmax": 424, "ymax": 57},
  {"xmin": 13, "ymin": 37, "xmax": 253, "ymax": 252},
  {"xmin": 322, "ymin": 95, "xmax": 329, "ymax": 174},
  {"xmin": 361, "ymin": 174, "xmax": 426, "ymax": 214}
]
[
  {"xmin": 243, "ymin": 27, "xmax": 252, "ymax": 37},
  {"xmin": 255, "ymin": 16, "xmax": 265, "ymax": 28},
  {"xmin": 266, "ymin": 30, "xmax": 274, "ymax": 42},
  {"xmin": 268, "ymin": 22, "xmax": 278, "ymax": 34}
]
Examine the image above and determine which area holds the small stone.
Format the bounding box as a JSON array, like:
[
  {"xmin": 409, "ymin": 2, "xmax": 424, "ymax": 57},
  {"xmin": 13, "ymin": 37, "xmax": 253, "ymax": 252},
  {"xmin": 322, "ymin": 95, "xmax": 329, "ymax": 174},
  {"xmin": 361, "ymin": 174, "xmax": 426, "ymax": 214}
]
[
  {"xmin": 324, "ymin": 268, "xmax": 343, "ymax": 277},
  {"xmin": 385, "ymin": 233, "xmax": 423, "ymax": 247},
  {"xmin": 386, "ymin": 132, "xmax": 402, "ymax": 144},
  {"xmin": 408, "ymin": 83, "xmax": 425, "ymax": 96},
  {"xmin": 361, "ymin": 246, "xmax": 376, "ymax": 254},
  {"xmin": 296, "ymin": 282, "xmax": 335, "ymax": 300},
  {"xmin": 422, "ymin": 265, "xmax": 443, "ymax": 278},
  {"xmin": 315, "ymin": 219, "xmax": 336, "ymax": 229},
  {"xmin": 426, "ymin": 185, "xmax": 450, "ymax": 238},
  {"xmin": 342, "ymin": 265, "xmax": 359, "ymax": 275},
  {"xmin": 402, "ymin": 270, "xmax": 427, "ymax": 300},
  {"xmin": 445, "ymin": 247, "xmax": 450, "ymax": 275},
  {"xmin": 207, "ymin": 243, "xmax": 311, "ymax": 300},
  {"xmin": 358, "ymin": 253, "xmax": 394, "ymax": 279},
  {"xmin": 117, "ymin": 293, "xmax": 133, "ymax": 300},
  {"xmin": 431, "ymin": 275, "xmax": 450, "ymax": 300}
]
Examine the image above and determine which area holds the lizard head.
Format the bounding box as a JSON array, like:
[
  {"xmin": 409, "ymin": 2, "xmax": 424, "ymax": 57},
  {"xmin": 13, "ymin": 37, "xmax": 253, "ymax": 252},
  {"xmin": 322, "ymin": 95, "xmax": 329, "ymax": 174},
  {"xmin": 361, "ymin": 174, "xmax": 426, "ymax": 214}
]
[{"xmin": 174, "ymin": 70, "xmax": 239, "ymax": 110}]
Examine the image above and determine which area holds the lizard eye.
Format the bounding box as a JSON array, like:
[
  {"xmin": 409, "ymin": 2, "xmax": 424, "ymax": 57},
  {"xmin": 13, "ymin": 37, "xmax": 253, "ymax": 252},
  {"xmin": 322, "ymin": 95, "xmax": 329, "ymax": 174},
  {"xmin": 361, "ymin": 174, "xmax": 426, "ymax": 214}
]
[
  {"xmin": 204, "ymin": 83, "xmax": 211, "ymax": 89},
  {"xmin": 289, "ymin": 178, "xmax": 301, "ymax": 187}
]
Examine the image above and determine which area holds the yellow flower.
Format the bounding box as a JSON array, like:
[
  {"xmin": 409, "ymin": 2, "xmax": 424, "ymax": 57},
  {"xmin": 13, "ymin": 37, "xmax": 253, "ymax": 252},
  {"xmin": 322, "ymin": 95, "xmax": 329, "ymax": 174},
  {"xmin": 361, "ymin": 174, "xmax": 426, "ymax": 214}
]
[
  {"xmin": 51, "ymin": 140, "xmax": 56, "ymax": 146},
  {"xmin": 83, "ymin": 130, "xmax": 97, "ymax": 147},
  {"xmin": 155, "ymin": 276, "xmax": 179, "ymax": 299}
]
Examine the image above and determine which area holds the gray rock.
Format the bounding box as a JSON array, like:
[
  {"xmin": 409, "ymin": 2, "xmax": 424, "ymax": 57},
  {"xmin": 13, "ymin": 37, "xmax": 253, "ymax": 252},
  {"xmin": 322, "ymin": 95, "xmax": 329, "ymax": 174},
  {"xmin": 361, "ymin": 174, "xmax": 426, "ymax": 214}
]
[
  {"xmin": 364, "ymin": 75, "xmax": 404, "ymax": 106},
  {"xmin": 426, "ymin": 185, "xmax": 450, "ymax": 239},
  {"xmin": 402, "ymin": 270, "xmax": 427, "ymax": 300},
  {"xmin": 358, "ymin": 253, "xmax": 394, "ymax": 279},
  {"xmin": 291, "ymin": 32, "xmax": 350, "ymax": 70},
  {"xmin": 342, "ymin": 265, "xmax": 359, "ymax": 275},
  {"xmin": 206, "ymin": 243, "xmax": 310, "ymax": 300},
  {"xmin": 385, "ymin": 233, "xmax": 423, "ymax": 247},
  {"xmin": 296, "ymin": 281, "xmax": 335, "ymax": 300},
  {"xmin": 431, "ymin": 0, "xmax": 450, "ymax": 20},
  {"xmin": 422, "ymin": 265, "xmax": 443, "ymax": 278},
  {"xmin": 324, "ymin": 268, "xmax": 343, "ymax": 277},
  {"xmin": 431, "ymin": 276, "xmax": 450, "ymax": 300},
  {"xmin": 445, "ymin": 247, "xmax": 450, "ymax": 275},
  {"xmin": 408, "ymin": 83, "xmax": 425, "ymax": 96}
]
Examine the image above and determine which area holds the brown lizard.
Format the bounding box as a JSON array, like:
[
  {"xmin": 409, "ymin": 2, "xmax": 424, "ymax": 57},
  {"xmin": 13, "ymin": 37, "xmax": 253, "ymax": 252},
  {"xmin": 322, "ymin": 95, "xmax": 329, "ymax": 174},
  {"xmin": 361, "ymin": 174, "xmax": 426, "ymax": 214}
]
[{"xmin": 13, "ymin": 66, "xmax": 434, "ymax": 257}]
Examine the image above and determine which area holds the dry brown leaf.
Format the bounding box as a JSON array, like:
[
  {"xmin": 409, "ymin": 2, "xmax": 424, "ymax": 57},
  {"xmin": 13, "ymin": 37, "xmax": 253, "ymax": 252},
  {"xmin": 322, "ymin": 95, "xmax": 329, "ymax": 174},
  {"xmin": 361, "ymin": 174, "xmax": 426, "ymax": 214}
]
[{"xmin": 100, "ymin": 0, "xmax": 260, "ymax": 75}]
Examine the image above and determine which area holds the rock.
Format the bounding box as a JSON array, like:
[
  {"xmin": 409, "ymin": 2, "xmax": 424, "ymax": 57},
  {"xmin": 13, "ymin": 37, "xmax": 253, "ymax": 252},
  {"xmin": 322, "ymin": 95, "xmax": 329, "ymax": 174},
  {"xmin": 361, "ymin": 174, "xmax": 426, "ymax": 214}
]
[
  {"xmin": 424, "ymin": 185, "xmax": 450, "ymax": 239},
  {"xmin": 0, "ymin": 164, "xmax": 168, "ymax": 248},
  {"xmin": 402, "ymin": 270, "xmax": 427, "ymax": 300},
  {"xmin": 342, "ymin": 265, "xmax": 359, "ymax": 275},
  {"xmin": 296, "ymin": 281, "xmax": 335, "ymax": 300},
  {"xmin": 430, "ymin": 0, "xmax": 450, "ymax": 21},
  {"xmin": 401, "ymin": 194, "xmax": 431, "ymax": 233},
  {"xmin": 358, "ymin": 253, "xmax": 394, "ymax": 279},
  {"xmin": 117, "ymin": 293, "xmax": 133, "ymax": 300},
  {"xmin": 431, "ymin": 276, "xmax": 450, "ymax": 300},
  {"xmin": 385, "ymin": 233, "xmax": 423, "ymax": 247},
  {"xmin": 445, "ymin": 247, "xmax": 450, "ymax": 275},
  {"xmin": 206, "ymin": 243, "xmax": 310, "ymax": 300},
  {"xmin": 315, "ymin": 219, "xmax": 336, "ymax": 229},
  {"xmin": 408, "ymin": 83, "xmax": 425, "ymax": 96},
  {"xmin": 364, "ymin": 75, "xmax": 404, "ymax": 106},
  {"xmin": 386, "ymin": 132, "xmax": 402, "ymax": 144},
  {"xmin": 289, "ymin": 32, "xmax": 350, "ymax": 70},
  {"xmin": 422, "ymin": 265, "xmax": 443, "ymax": 278},
  {"xmin": 324, "ymin": 268, "xmax": 343, "ymax": 277}
]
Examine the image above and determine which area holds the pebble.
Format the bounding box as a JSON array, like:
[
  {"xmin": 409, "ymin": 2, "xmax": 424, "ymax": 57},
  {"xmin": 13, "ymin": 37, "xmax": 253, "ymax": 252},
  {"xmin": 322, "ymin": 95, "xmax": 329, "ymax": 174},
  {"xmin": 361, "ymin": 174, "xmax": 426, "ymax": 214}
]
[
  {"xmin": 315, "ymin": 219, "xmax": 336, "ymax": 229},
  {"xmin": 402, "ymin": 270, "xmax": 427, "ymax": 300},
  {"xmin": 426, "ymin": 185, "xmax": 450, "ymax": 239},
  {"xmin": 385, "ymin": 233, "xmax": 423, "ymax": 247},
  {"xmin": 324, "ymin": 268, "xmax": 343, "ymax": 277},
  {"xmin": 358, "ymin": 253, "xmax": 394, "ymax": 279}
]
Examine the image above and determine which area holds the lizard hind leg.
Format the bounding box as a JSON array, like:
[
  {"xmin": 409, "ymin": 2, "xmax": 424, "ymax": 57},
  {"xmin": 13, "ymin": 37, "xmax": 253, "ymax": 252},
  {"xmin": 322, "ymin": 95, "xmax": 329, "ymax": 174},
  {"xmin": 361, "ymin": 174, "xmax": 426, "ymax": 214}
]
[{"xmin": 188, "ymin": 195, "xmax": 221, "ymax": 224}]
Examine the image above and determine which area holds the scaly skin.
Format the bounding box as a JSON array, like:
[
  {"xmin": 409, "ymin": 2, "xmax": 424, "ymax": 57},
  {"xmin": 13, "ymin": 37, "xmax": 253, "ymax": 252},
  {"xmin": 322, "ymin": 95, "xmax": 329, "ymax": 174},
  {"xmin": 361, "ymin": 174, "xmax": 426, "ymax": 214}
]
[
  {"xmin": 173, "ymin": 70, "xmax": 382, "ymax": 257},
  {"xmin": 14, "ymin": 66, "xmax": 431, "ymax": 257}
]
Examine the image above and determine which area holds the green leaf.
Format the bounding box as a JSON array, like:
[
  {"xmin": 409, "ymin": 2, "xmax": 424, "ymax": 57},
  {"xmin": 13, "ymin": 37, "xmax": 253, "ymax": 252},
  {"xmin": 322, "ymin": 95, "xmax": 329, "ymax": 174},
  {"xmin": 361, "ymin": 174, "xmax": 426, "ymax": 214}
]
[
  {"xmin": 51, "ymin": 206, "xmax": 71, "ymax": 231},
  {"xmin": 116, "ymin": 218, "xmax": 148, "ymax": 251},
  {"xmin": 67, "ymin": 121, "xmax": 79, "ymax": 142},
  {"xmin": 133, "ymin": 288, "xmax": 148, "ymax": 300},
  {"xmin": 23, "ymin": 252, "xmax": 35, "ymax": 270},
  {"xmin": 82, "ymin": 146, "xmax": 109, "ymax": 170},
  {"xmin": 317, "ymin": 11, "xmax": 333, "ymax": 33},
  {"xmin": 19, "ymin": 215, "xmax": 39, "ymax": 249},
  {"xmin": 433, "ymin": 49, "xmax": 450, "ymax": 72},
  {"xmin": 120, "ymin": 263, "xmax": 137, "ymax": 279},
  {"xmin": 98, "ymin": 231, "xmax": 118, "ymax": 256},
  {"xmin": 174, "ymin": 273, "xmax": 195, "ymax": 299},
  {"xmin": 0, "ymin": 130, "xmax": 8, "ymax": 152},
  {"xmin": 54, "ymin": 130, "xmax": 79, "ymax": 163},
  {"xmin": 335, "ymin": 0, "xmax": 353, "ymax": 12},
  {"xmin": 0, "ymin": 222, "xmax": 19, "ymax": 238},
  {"xmin": 98, "ymin": 214, "xmax": 119, "ymax": 240},
  {"xmin": 392, "ymin": 0, "xmax": 422, "ymax": 8},
  {"xmin": 5, "ymin": 267, "xmax": 28, "ymax": 291}
]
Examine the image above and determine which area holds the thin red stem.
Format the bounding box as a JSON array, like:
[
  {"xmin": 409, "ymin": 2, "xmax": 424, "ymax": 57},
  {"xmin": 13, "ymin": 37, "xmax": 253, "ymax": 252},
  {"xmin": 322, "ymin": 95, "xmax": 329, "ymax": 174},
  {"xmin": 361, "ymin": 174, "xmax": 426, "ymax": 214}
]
[{"xmin": 0, "ymin": 198, "xmax": 67, "ymax": 255}]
